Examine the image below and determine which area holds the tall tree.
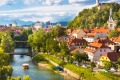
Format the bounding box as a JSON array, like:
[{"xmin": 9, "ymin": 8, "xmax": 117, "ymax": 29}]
[
  {"xmin": 46, "ymin": 38, "xmax": 60, "ymax": 54},
  {"xmin": 28, "ymin": 29, "xmax": 47, "ymax": 52},
  {"xmin": 90, "ymin": 61, "xmax": 96, "ymax": 71},
  {"xmin": 1, "ymin": 34, "xmax": 15, "ymax": 53},
  {"xmin": 59, "ymin": 41, "xmax": 69, "ymax": 61},
  {"xmin": 49, "ymin": 25, "xmax": 66, "ymax": 38}
]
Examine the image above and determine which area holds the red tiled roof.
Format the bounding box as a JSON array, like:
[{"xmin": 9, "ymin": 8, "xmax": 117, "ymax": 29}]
[
  {"xmin": 102, "ymin": 52, "xmax": 120, "ymax": 61},
  {"xmin": 84, "ymin": 43, "xmax": 109, "ymax": 53},
  {"xmin": 70, "ymin": 48, "xmax": 79, "ymax": 53},
  {"xmin": 91, "ymin": 27, "xmax": 110, "ymax": 34},
  {"xmin": 86, "ymin": 33, "xmax": 96, "ymax": 37},
  {"xmin": 67, "ymin": 37, "xmax": 87, "ymax": 46},
  {"xmin": 84, "ymin": 48, "xmax": 96, "ymax": 53},
  {"xmin": 111, "ymin": 36, "xmax": 120, "ymax": 42},
  {"xmin": 117, "ymin": 28, "xmax": 120, "ymax": 31},
  {"xmin": 83, "ymin": 29, "xmax": 90, "ymax": 33},
  {"xmin": 72, "ymin": 29, "xmax": 81, "ymax": 34},
  {"xmin": 94, "ymin": 38, "xmax": 115, "ymax": 45}
]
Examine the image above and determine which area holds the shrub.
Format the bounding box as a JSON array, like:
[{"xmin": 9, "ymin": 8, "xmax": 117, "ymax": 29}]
[{"xmin": 32, "ymin": 54, "xmax": 48, "ymax": 63}]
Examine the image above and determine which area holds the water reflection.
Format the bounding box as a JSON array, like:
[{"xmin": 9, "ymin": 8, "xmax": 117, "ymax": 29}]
[{"xmin": 10, "ymin": 48, "xmax": 77, "ymax": 80}]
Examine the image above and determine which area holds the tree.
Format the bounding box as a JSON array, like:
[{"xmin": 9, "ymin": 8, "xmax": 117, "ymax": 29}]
[
  {"xmin": 0, "ymin": 48, "xmax": 10, "ymax": 66},
  {"xmin": 23, "ymin": 75, "xmax": 31, "ymax": 80},
  {"xmin": 59, "ymin": 41, "xmax": 69, "ymax": 61},
  {"xmin": 74, "ymin": 51, "xmax": 83, "ymax": 65},
  {"xmin": 90, "ymin": 61, "xmax": 96, "ymax": 70},
  {"xmin": 7, "ymin": 76, "xmax": 21, "ymax": 80},
  {"xmin": 7, "ymin": 75, "xmax": 30, "ymax": 80},
  {"xmin": 82, "ymin": 52, "xmax": 89, "ymax": 64},
  {"xmin": 49, "ymin": 25, "xmax": 66, "ymax": 38},
  {"xmin": 46, "ymin": 38, "xmax": 60, "ymax": 54},
  {"xmin": 103, "ymin": 61, "xmax": 112, "ymax": 70},
  {"xmin": 28, "ymin": 29, "xmax": 47, "ymax": 52},
  {"xmin": 5, "ymin": 30, "xmax": 14, "ymax": 40},
  {"xmin": 108, "ymin": 30, "xmax": 120, "ymax": 39},
  {"xmin": 67, "ymin": 3, "xmax": 120, "ymax": 29},
  {"xmin": 1, "ymin": 33, "xmax": 15, "ymax": 53},
  {"xmin": 73, "ymin": 51, "xmax": 89, "ymax": 65},
  {"xmin": 117, "ymin": 57, "xmax": 120, "ymax": 64}
]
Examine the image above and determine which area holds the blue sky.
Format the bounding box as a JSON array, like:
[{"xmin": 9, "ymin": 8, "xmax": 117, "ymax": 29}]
[{"xmin": 0, "ymin": 0, "xmax": 119, "ymax": 25}]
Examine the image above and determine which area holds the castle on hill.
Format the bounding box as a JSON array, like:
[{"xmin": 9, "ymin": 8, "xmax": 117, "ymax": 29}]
[
  {"xmin": 96, "ymin": 0, "xmax": 106, "ymax": 10},
  {"xmin": 96, "ymin": 0, "xmax": 118, "ymax": 30}
]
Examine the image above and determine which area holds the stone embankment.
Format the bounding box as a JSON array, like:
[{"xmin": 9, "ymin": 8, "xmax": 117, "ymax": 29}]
[{"xmin": 47, "ymin": 59, "xmax": 79, "ymax": 79}]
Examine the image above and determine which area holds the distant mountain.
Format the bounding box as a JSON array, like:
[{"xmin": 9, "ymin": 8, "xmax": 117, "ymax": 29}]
[
  {"xmin": 0, "ymin": 19, "xmax": 34, "ymax": 26},
  {"xmin": 0, "ymin": 17, "xmax": 68, "ymax": 27}
]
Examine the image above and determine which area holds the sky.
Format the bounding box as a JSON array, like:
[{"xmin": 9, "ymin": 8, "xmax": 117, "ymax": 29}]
[{"xmin": 0, "ymin": 0, "xmax": 119, "ymax": 25}]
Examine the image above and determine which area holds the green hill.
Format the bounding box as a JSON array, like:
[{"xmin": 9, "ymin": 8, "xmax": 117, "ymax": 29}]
[{"xmin": 67, "ymin": 3, "xmax": 120, "ymax": 29}]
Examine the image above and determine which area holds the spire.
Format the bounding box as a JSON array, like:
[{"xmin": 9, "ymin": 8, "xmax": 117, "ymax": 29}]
[{"xmin": 109, "ymin": 8, "xmax": 113, "ymax": 22}]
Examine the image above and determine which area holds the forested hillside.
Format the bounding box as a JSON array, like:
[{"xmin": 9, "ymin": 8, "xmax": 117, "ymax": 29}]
[{"xmin": 67, "ymin": 3, "xmax": 120, "ymax": 29}]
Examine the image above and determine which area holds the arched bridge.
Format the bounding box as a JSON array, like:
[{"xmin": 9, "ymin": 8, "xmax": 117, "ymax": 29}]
[
  {"xmin": 9, "ymin": 52, "xmax": 33, "ymax": 57},
  {"xmin": 9, "ymin": 48, "xmax": 34, "ymax": 57}
]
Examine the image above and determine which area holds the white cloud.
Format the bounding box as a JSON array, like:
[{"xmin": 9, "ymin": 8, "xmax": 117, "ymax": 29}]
[
  {"xmin": 24, "ymin": 0, "xmax": 62, "ymax": 5},
  {"xmin": 69, "ymin": 0, "xmax": 87, "ymax": 3},
  {"xmin": 45, "ymin": 0, "xmax": 62, "ymax": 5},
  {"xmin": 0, "ymin": 4, "xmax": 94, "ymax": 22},
  {"xmin": 24, "ymin": 0, "xmax": 37, "ymax": 5},
  {"xmin": 0, "ymin": 0, "xmax": 15, "ymax": 6},
  {"xmin": 20, "ymin": 16, "xmax": 54, "ymax": 22}
]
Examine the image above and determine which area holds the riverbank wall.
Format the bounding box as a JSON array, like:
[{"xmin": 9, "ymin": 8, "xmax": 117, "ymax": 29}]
[{"xmin": 47, "ymin": 59, "xmax": 79, "ymax": 79}]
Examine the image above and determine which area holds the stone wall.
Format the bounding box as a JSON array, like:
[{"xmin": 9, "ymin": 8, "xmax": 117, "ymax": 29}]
[{"xmin": 48, "ymin": 59, "xmax": 79, "ymax": 79}]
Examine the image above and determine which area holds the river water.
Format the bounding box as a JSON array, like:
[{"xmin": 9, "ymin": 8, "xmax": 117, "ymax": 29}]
[{"xmin": 10, "ymin": 48, "xmax": 77, "ymax": 80}]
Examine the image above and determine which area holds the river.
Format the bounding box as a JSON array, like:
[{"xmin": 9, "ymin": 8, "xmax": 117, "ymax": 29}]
[{"xmin": 10, "ymin": 48, "xmax": 77, "ymax": 80}]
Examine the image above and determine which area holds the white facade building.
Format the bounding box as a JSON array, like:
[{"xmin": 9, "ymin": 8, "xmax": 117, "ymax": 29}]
[
  {"xmin": 34, "ymin": 21, "xmax": 44, "ymax": 30},
  {"xmin": 83, "ymin": 33, "xmax": 107, "ymax": 43},
  {"xmin": 12, "ymin": 21, "xmax": 17, "ymax": 27},
  {"xmin": 84, "ymin": 43, "xmax": 113, "ymax": 61}
]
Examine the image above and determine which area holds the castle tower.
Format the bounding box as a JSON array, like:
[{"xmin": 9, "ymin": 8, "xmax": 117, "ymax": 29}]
[
  {"xmin": 96, "ymin": 0, "xmax": 101, "ymax": 10},
  {"xmin": 96, "ymin": 0, "xmax": 99, "ymax": 5},
  {"xmin": 107, "ymin": 8, "xmax": 117, "ymax": 30}
]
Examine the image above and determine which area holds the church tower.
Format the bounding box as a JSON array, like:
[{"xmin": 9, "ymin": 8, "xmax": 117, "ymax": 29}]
[
  {"xmin": 107, "ymin": 8, "xmax": 117, "ymax": 30},
  {"xmin": 109, "ymin": 8, "xmax": 113, "ymax": 22}
]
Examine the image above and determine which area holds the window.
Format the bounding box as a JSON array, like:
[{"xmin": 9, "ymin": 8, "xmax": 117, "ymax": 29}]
[
  {"xmin": 104, "ymin": 49, "xmax": 106, "ymax": 52},
  {"xmin": 102, "ymin": 57, "xmax": 104, "ymax": 59},
  {"xmin": 110, "ymin": 24, "xmax": 113, "ymax": 27}
]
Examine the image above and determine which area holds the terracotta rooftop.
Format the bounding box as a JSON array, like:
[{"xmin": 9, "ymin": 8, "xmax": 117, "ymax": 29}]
[
  {"xmin": 91, "ymin": 27, "xmax": 110, "ymax": 34},
  {"xmin": 70, "ymin": 48, "xmax": 79, "ymax": 53},
  {"xmin": 102, "ymin": 52, "xmax": 120, "ymax": 61},
  {"xmin": 67, "ymin": 37, "xmax": 87, "ymax": 46},
  {"xmin": 84, "ymin": 43, "xmax": 109, "ymax": 53},
  {"xmin": 83, "ymin": 29, "xmax": 90, "ymax": 33},
  {"xmin": 84, "ymin": 48, "xmax": 96, "ymax": 53},
  {"xmin": 117, "ymin": 28, "xmax": 120, "ymax": 31},
  {"xmin": 94, "ymin": 38, "xmax": 115, "ymax": 45},
  {"xmin": 72, "ymin": 29, "xmax": 81, "ymax": 34},
  {"xmin": 111, "ymin": 36, "xmax": 120, "ymax": 43},
  {"xmin": 85, "ymin": 33, "xmax": 96, "ymax": 37}
]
